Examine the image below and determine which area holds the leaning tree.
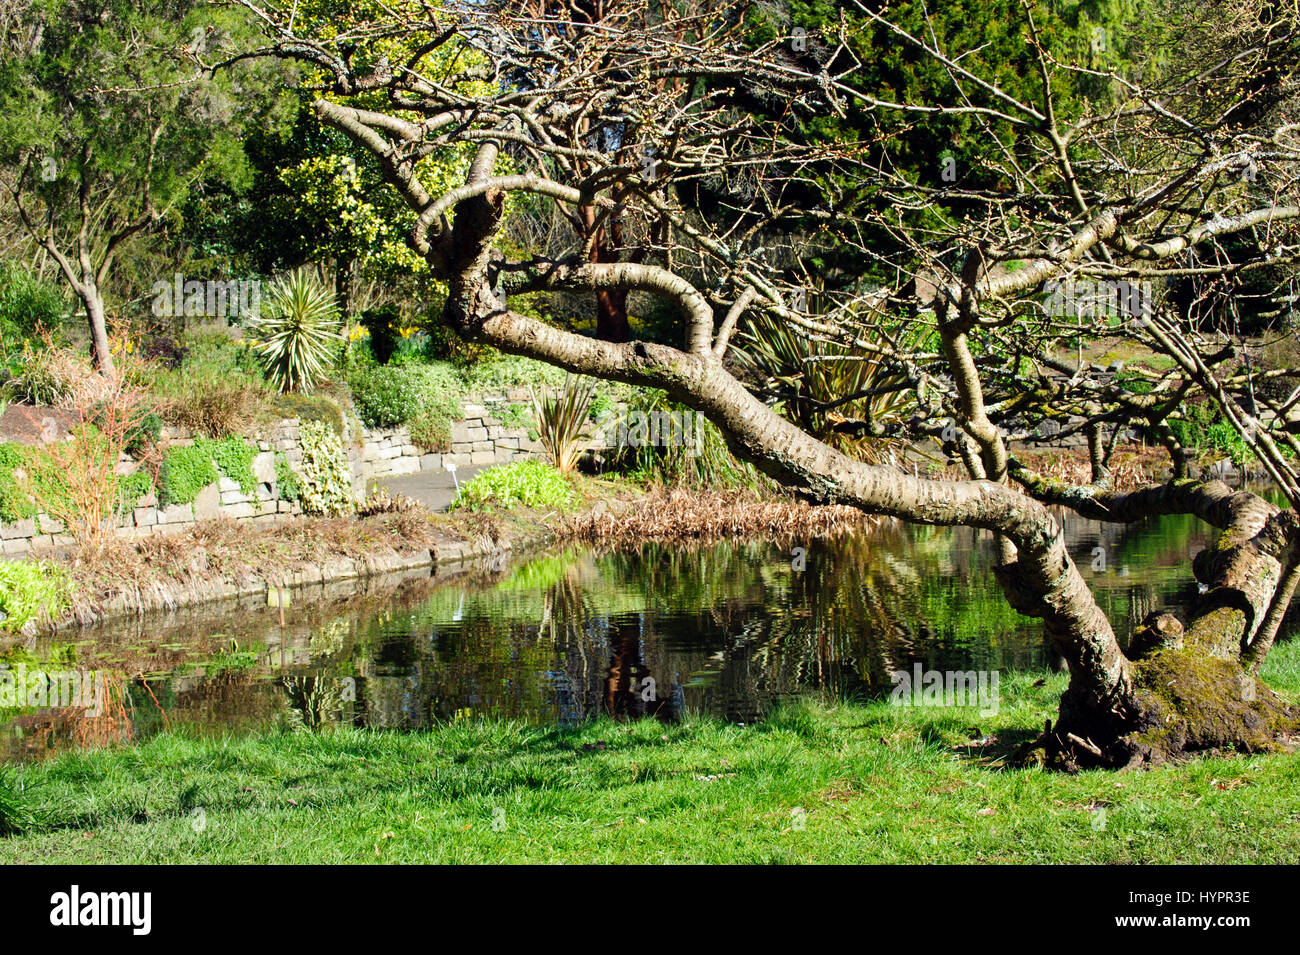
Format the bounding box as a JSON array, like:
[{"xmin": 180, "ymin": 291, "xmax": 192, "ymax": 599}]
[{"xmin": 228, "ymin": 0, "xmax": 1300, "ymax": 767}]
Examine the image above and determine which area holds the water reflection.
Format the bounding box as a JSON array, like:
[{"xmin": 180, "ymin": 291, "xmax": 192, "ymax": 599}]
[{"xmin": 0, "ymin": 508, "xmax": 1227, "ymax": 761}]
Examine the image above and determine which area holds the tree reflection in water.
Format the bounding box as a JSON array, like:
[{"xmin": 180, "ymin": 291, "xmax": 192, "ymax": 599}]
[{"xmin": 1, "ymin": 511, "xmax": 1218, "ymax": 759}]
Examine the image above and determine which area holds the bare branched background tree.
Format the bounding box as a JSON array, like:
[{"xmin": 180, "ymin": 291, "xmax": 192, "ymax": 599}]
[{"xmin": 226, "ymin": 0, "xmax": 1300, "ymax": 767}]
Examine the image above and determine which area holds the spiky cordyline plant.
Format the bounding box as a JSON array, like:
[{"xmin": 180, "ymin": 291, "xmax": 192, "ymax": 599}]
[
  {"xmin": 252, "ymin": 270, "xmax": 343, "ymax": 394},
  {"xmin": 532, "ymin": 374, "xmax": 596, "ymax": 473}
]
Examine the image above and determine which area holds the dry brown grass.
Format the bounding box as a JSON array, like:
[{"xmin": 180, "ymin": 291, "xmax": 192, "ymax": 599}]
[
  {"xmin": 157, "ymin": 378, "xmax": 265, "ymax": 439},
  {"xmin": 563, "ymin": 487, "xmax": 872, "ymax": 547},
  {"xmin": 57, "ymin": 512, "xmax": 463, "ymax": 623}
]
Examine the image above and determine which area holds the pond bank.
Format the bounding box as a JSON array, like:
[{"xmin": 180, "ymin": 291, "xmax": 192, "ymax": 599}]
[
  {"xmin": 4, "ymin": 482, "xmax": 877, "ymax": 636},
  {"xmin": 3, "ymin": 657, "xmax": 1299, "ymax": 862}
]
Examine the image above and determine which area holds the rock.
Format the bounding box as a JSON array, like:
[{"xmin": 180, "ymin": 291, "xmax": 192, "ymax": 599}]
[
  {"xmin": 192, "ymin": 483, "xmax": 222, "ymax": 520},
  {"xmin": 158, "ymin": 502, "xmax": 194, "ymax": 525},
  {"xmin": 252, "ymin": 451, "xmax": 276, "ymax": 484},
  {"xmin": 0, "ymin": 518, "xmax": 36, "ymax": 540}
]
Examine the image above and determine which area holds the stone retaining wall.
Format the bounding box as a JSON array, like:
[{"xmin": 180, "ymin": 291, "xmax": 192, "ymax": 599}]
[
  {"xmin": 0, "ymin": 391, "xmax": 547, "ymax": 555},
  {"xmin": 351, "ymin": 391, "xmax": 543, "ymax": 480}
]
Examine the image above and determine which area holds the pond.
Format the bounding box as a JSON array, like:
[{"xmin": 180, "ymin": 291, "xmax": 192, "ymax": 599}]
[{"xmin": 0, "ymin": 508, "xmax": 1224, "ymax": 762}]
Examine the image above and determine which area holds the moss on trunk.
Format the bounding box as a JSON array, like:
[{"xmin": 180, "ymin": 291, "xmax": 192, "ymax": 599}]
[{"xmin": 1018, "ymin": 648, "xmax": 1299, "ymax": 770}]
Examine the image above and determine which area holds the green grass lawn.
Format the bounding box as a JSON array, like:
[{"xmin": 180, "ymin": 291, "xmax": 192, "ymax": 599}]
[{"xmin": 3, "ymin": 646, "xmax": 1300, "ymax": 863}]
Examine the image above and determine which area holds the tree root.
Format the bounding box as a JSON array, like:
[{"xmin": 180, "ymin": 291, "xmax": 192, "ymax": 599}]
[{"xmin": 1015, "ymin": 650, "xmax": 1300, "ymax": 770}]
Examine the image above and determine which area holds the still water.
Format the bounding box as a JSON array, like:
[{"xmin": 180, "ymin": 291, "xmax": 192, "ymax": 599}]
[{"xmin": 0, "ymin": 510, "xmax": 1220, "ymax": 761}]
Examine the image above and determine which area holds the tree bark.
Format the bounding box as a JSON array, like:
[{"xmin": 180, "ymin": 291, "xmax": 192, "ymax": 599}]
[{"xmin": 83, "ymin": 288, "xmax": 115, "ymax": 377}]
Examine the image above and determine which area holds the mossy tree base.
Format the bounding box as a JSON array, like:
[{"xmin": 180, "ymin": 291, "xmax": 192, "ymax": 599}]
[{"xmin": 1017, "ymin": 649, "xmax": 1300, "ymax": 770}]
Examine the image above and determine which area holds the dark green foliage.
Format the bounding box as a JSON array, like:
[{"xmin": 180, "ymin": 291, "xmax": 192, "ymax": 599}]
[
  {"xmin": 360, "ymin": 304, "xmax": 401, "ymax": 365},
  {"xmin": 0, "ymin": 262, "xmax": 67, "ymax": 357}
]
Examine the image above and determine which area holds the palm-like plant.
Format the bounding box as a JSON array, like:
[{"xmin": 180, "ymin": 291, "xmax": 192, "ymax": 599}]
[
  {"xmin": 532, "ymin": 375, "xmax": 596, "ymax": 473},
  {"xmin": 732, "ymin": 304, "xmax": 920, "ymax": 463},
  {"xmin": 251, "ymin": 270, "xmax": 342, "ymax": 393}
]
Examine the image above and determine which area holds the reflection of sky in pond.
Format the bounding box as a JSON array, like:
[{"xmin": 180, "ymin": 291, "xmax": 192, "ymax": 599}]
[{"xmin": 0, "ymin": 509, "xmax": 1243, "ymax": 761}]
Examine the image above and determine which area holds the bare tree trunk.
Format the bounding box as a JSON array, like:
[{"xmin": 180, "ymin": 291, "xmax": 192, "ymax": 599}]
[
  {"xmin": 83, "ymin": 287, "xmax": 115, "ymax": 377},
  {"xmin": 595, "ymin": 287, "xmax": 630, "ymax": 343}
]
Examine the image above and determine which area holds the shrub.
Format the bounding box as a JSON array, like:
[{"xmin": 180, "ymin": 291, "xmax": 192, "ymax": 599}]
[
  {"xmin": 348, "ymin": 364, "xmax": 424, "ymax": 427},
  {"xmin": 0, "ymin": 260, "xmax": 67, "ymax": 346},
  {"xmin": 408, "ymin": 409, "xmax": 451, "ymax": 452},
  {"xmin": 157, "ymin": 436, "xmax": 257, "ymax": 506},
  {"xmin": 348, "ymin": 363, "xmax": 462, "ymax": 429},
  {"xmin": 450, "ymin": 461, "xmax": 576, "ymax": 512},
  {"xmin": 250, "ymin": 270, "xmax": 343, "ymax": 393},
  {"xmin": 0, "ymin": 559, "xmax": 72, "ymax": 631},
  {"xmin": 138, "ymin": 333, "xmax": 187, "ymax": 370},
  {"xmin": 269, "ymin": 392, "xmax": 345, "ymax": 436},
  {"xmin": 359, "ymin": 304, "xmax": 400, "ymax": 365},
  {"xmin": 298, "ymin": 420, "xmax": 353, "ymax": 515},
  {"xmin": 274, "ymin": 451, "xmax": 301, "ymax": 503},
  {"xmin": 116, "ymin": 470, "xmax": 155, "ymax": 514}
]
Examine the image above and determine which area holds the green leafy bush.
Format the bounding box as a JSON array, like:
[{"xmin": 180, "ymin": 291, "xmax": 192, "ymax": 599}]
[
  {"xmin": 0, "ymin": 260, "xmax": 67, "ymax": 353},
  {"xmin": 116, "ymin": 470, "xmax": 154, "ymax": 514},
  {"xmin": 348, "ymin": 364, "xmax": 425, "ymax": 427},
  {"xmin": 298, "ymin": 420, "xmax": 353, "ymax": 515},
  {"xmin": 0, "ymin": 559, "xmax": 72, "ymax": 632},
  {"xmin": 158, "ymin": 436, "xmax": 258, "ymax": 506},
  {"xmin": 0, "ymin": 443, "xmax": 33, "ymax": 523},
  {"xmin": 408, "ymin": 410, "xmax": 451, "ymax": 452},
  {"xmin": 274, "ymin": 451, "xmax": 301, "ymax": 503},
  {"xmin": 348, "ymin": 364, "xmax": 463, "ymax": 450},
  {"xmin": 450, "ymin": 461, "xmax": 576, "ymax": 512}
]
